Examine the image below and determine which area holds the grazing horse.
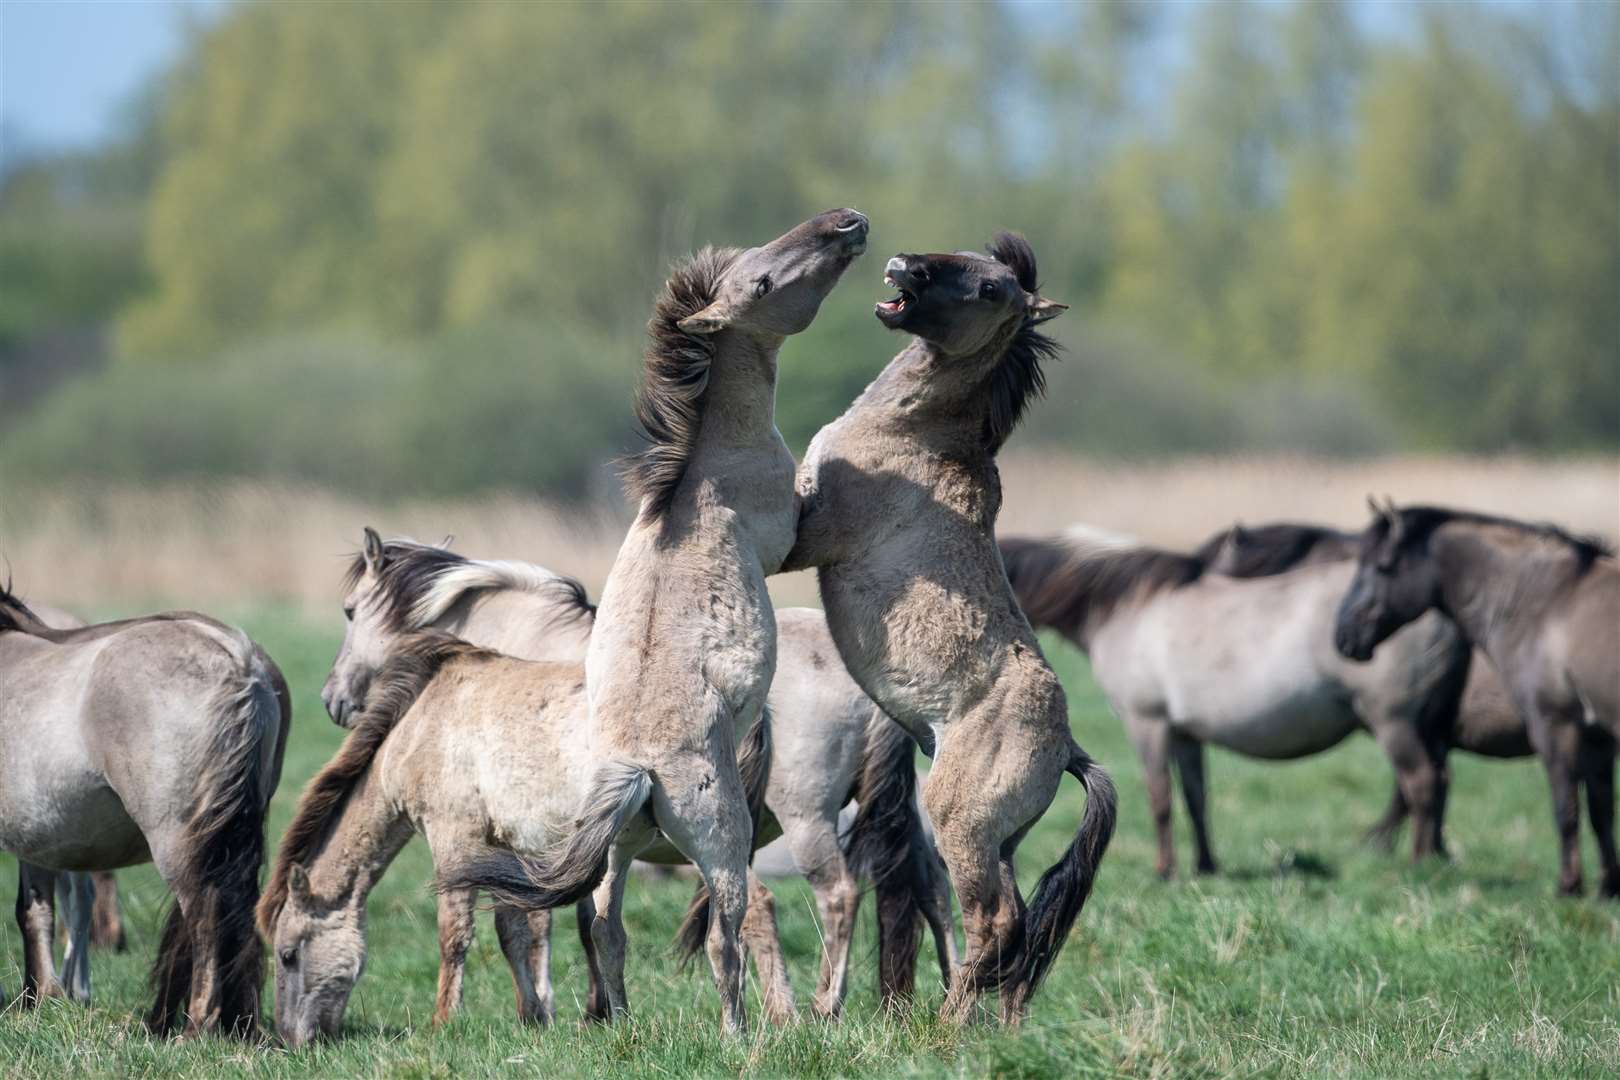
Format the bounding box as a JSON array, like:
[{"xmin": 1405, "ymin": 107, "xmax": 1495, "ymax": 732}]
[
  {"xmin": 443, "ymin": 210, "xmax": 869, "ymax": 1033},
  {"xmin": 324, "ymin": 531, "xmax": 952, "ymax": 1020},
  {"xmin": 1197, "ymin": 521, "xmax": 1615, "ymax": 855},
  {"xmin": 783, "ymin": 233, "xmax": 1116, "ymax": 1024},
  {"xmin": 1000, "ymin": 527, "xmax": 1470, "ymax": 876},
  {"xmin": 1336, "ymin": 501, "xmax": 1619, "ymax": 897},
  {"xmin": 0, "ymin": 585, "xmax": 288, "ymax": 1035}
]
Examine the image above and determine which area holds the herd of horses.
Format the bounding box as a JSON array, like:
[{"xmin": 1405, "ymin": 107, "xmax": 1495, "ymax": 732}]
[{"xmin": 1, "ymin": 210, "xmax": 1615, "ymax": 1047}]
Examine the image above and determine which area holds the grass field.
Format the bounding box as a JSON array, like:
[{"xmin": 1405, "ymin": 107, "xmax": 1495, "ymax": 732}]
[{"xmin": 2, "ymin": 607, "xmax": 1618, "ymax": 1078}]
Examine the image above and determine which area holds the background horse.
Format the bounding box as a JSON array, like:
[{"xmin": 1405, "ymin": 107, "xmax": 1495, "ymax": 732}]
[
  {"xmin": 0, "ymin": 585, "xmax": 288, "ymax": 1035},
  {"xmin": 324, "ymin": 531, "xmax": 954, "ymax": 1017},
  {"xmin": 784, "ymin": 233, "xmax": 1116, "ymax": 1024},
  {"xmin": 999, "ymin": 525, "xmax": 1470, "ymax": 876},
  {"xmin": 1197, "ymin": 520, "xmax": 1616, "ymax": 857},
  {"xmin": 1336, "ymin": 501, "xmax": 1619, "ymax": 896}
]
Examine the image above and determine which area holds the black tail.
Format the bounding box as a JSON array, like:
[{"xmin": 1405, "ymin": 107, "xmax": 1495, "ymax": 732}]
[
  {"xmin": 438, "ymin": 761, "xmax": 652, "ymax": 910},
  {"xmin": 845, "ymin": 709, "xmax": 933, "ymax": 1009},
  {"xmin": 673, "ymin": 709, "xmax": 774, "ymax": 964},
  {"xmin": 995, "ymin": 743, "xmax": 1116, "ymax": 1010},
  {"xmin": 147, "ymin": 652, "xmax": 279, "ymax": 1037}
]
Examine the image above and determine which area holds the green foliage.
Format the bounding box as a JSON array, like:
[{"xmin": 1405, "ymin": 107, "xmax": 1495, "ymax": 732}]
[
  {"xmin": 7, "ymin": 0, "xmax": 1615, "ymax": 499},
  {"xmin": 3, "ymin": 615, "xmax": 1617, "ymax": 1076}
]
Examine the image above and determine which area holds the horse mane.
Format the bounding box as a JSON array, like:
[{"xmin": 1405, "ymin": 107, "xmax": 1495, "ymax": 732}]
[
  {"xmin": 619, "ymin": 246, "xmax": 743, "ymax": 522},
  {"xmin": 999, "ymin": 528, "xmax": 1204, "ymax": 640},
  {"xmin": 343, "ymin": 540, "xmax": 595, "ymax": 632},
  {"xmin": 1393, "ymin": 506, "xmax": 1615, "ymax": 568},
  {"xmin": 0, "ymin": 582, "xmax": 45, "ymax": 635},
  {"xmin": 256, "ymin": 631, "xmax": 489, "ymax": 936},
  {"xmin": 1193, "ymin": 522, "xmax": 1358, "ymax": 577},
  {"xmin": 984, "ymin": 232, "xmax": 1062, "ymax": 453}
]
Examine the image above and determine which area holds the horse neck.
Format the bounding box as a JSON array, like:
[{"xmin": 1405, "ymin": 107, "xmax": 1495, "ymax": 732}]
[
  {"xmin": 695, "ymin": 331, "xmax": 783, "ymax": 451},
  {"xmin": 1430, "ymin": 522, "xmax": 1583, "ymax": 659},
  {"xmin": 861, "ymin": 336, "xmax": 1012, "ymax": 456},
  {"xmin": 306, "ymin": 768, "xmax": 413, "ymax": 912},
  {"xmin": 437, "ymin": 587, "xmax": 593, "ymax": 663}
]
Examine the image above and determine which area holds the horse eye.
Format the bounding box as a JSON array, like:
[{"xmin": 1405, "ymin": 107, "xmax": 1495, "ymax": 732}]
[
  {"xmin": 753, "ymin": 275, "xmax": 772, "ymax": 299},
  {"xmin": 979, "ymin": 282, "xmax": 997, "ymax": 300},
  {"xmin": 343, "ymin": 604, "xmax": 355, "ymax": 621},
  {"xmin": 280, "ymin": 947, "xmax": 298, "ymax": 967}
]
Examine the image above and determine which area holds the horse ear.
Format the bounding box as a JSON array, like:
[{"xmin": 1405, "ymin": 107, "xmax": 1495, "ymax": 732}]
[
  {"xmin": 1025, "ymin": 294, "xmax": 1068, "ymax": 324},
  {"xmin": 677, "ymin": 300, "xmax": 736, "ymax": 335},
  {"xmin": 288, "ymin": 863, "xmax": 312, "ymax": 902},
  {"xmin": 362, "ymin": 527, "xmax": 385, "ymax": 573},
  {"xmin": 1366, "ymin": 494, "xmax": 1386, "ymax": 522}
]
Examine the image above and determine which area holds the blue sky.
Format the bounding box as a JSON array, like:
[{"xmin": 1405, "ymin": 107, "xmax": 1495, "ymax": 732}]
[{"xmin": 1, "ymin": 0, "xmax": 227, "ymax": 156}]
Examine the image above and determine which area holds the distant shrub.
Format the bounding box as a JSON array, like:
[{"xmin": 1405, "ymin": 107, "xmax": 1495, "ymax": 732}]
[{"xmin": 0, "ymin": 324, "xmax": 636, "ymax": 500}]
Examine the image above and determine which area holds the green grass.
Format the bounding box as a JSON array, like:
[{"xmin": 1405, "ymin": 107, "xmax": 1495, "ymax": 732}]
[{"xmin": 3, "ymin": 610, "xmax": 1617, "ymax": 1077}]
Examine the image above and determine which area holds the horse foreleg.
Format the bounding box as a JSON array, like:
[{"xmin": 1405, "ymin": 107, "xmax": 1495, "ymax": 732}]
[
  {"xmin": 920, "ymin": 839, "xmax": 959, "ymax": 993},
  {"xmin": 1370, "ymin": 719, "xmax": 1444, "ymax": 861},
  {"xmin": 1169, "ymin": 733, "xmax": 1217, "ymax": 874},
  {"xmin": 16, "ymin": 862, "xmax": 64, "ymax": 1006},
  {"xmin": 1577, "ymin": 731, "xmax": 1618, "ymax": 899},
  {"xmin": 494, "ymin": 904, "xmax": 551, "ymax": 1024},
  {"xmin": 1126, "ymin": 716, "xmax": 1176, "ymax": 879},
  {"xmin": 575, "ymin": 896, "xmax": 609, "ymax": 1023},
  {"xmin": 433, "ymin": 888, "xmax": 477, "ymax": 1025},
  {"xmin": 1530, "ymin": 714, "xmax": 1586, "ymax": 895},
  {"xmin": 587, "ymin": 844, "xmax": 637, "ymax": 1023}
]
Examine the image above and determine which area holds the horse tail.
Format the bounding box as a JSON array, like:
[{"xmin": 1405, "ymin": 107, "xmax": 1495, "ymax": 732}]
[
  {"xmin": 674, "ymin": 707, "xmax": 773, "ymax": 964},
  {"xmin": 437, "ymin": 761, "xmax": 653, "ymax": 910},
  {"xmin": 845, "ymin": 707, "xmax": 934, "ymax": 1009},
  {"xmin": 996, "ymin": 741, "xmax": 1116, "ymax": 1010},
  {"xmin": 147, "ymin": 637, "xmax": 281, "ymax": 1037}
]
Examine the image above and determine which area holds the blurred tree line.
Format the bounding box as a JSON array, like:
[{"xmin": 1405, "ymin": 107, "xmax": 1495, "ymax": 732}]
[{"xmin": 3, "ymin": 0, "xmax": 1615, "ymax": 499}]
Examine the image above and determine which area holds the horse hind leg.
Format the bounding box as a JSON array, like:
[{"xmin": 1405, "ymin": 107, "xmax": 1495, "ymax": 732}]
[
  {"xmin": 91, "ymin": 871, "xmax": 126, "ymax": 951},
  {"xmin": 1169, "ymin": 733, "xmax": 1217, "ymax": 874},
  {"xmin": 919, "ymin": 840, "xmax": 959, "ymax": 993},
  {"xmin": 494, "ymin": 904, "xmax": 552, "ymax": 1024},
  {"xmin": 16, "ymin": 862, "xmax": 65, "ymax": 1006},
  {"xmin": 1577, "ymin": 731, "xmax": 1619, "ymax": 899},
  {"xmin": 57, "ymin": 872, "xmax": 94, "ymax": 1003},
  {"xmin": 741, "ymin": 870, "xmax": 796, "ymax": 1025},
  {"xmin": 433, "ymin": 888, "xmax": 478, "ymax": 1025}
]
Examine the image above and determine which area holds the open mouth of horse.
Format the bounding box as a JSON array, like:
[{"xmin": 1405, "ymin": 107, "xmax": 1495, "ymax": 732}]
[{"xmin": 875, "ymin": 275, "xmax": 916, "ymax": 324}]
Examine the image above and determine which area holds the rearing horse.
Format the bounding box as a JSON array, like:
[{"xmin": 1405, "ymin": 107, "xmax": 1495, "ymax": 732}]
[
  {"xmin": 784, "ymin": 233, "xmax": 1116, "ymax": 1024},
  {"xmin": 444, "ymin": 209, "xmax": 868, "ymax": 1033}
]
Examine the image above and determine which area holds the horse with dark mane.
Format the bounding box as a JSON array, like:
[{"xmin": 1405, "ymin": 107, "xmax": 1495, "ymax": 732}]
[
  {"xmin": 1199, "ymin": 520, "xmax": 1615, "ymax": 865},
  {"xmin": 1337, "ymin": 501, "xmax": 1619, "ymax": 897},
  {"xmin": 440, "ymin": 210, "xmax": 869, "ymax": 1033},
  {"xmin": 999, "ymin": 524, "xmax": 1470, "ymax": 877},
  {"xmin": 0, "ymin": 583, "xmax": 288, "ymax": 1035},
  {"xmin": 783, "ymin": 232, "xmax": 1116, "ymax": 1025}
]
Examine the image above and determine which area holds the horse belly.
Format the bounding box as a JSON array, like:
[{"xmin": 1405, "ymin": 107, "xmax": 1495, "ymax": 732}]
[
  {"xmin": 1171, "ymin": 683, "xmax": 1358, "ymax": 760},
  {"xmin": 0, "ymin": 781, "xmax": 147, "ymax": 870}
]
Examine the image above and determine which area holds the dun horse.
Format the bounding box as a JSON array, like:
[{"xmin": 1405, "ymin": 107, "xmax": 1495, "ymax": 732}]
[
  {"xmin": 13, "ymin": 603, "xmax": 118, "ymax": 1008},
  {"xmin": 1000, "ymin": 526, "xmax": 1472, "ymax": 875},
  {"xmin": 1336, "ymin": 502, "xmax": 1619, "ymax": 896},
  {"xmin": 443, "ymin": 210, "xmax": 870, "ymax": 1033},
  {"xmin": 0, "ymin": 585, "xmax": 289, "ymax": 1035},
  {"xmin": 324, "ymin": 532, "xmax": 953, "ymax": 1017},
  {"xmin": 783, "ymin": 233, "xmax": 1116, "ymax": 1024},
  {"xmin": 1198, "ymin": 521, "xmax": 1615, "ymax": 860}
]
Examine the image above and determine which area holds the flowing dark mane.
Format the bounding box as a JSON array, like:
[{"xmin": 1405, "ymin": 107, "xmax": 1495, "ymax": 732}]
[
  {"xmin": 1194, "ymin": 522, "xmax": 1358, "ymax": 577},
  {"xmin": 1391, "ymin": 506, "xmax": 1615, "ymax": 567},
  {"xmin": 256, "ymin": 631, "xmax": 490, "ymax": 936},
  {"xmin": 999, "ymin": 532, "xmax": 1203, "ymax": 642},
  {"xmin": 345, "ymin": 539, "xmax": 595, "ymax": 631},
  {"xmin": 619, "ymin": 245, "xmax": 743, "ymax": 522},
  {"xmin": 984, "ymin": 232, "xmax": 1062, "ymax": 452},
  {"xmin": 0, "ymin": 582, "xmax": 45, "ymax": 634}
]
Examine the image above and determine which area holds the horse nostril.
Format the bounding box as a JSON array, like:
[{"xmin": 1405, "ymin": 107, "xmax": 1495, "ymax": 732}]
[{"xmin": 837, "ymin": 213, "xmax": 867, "ymax": 233}]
